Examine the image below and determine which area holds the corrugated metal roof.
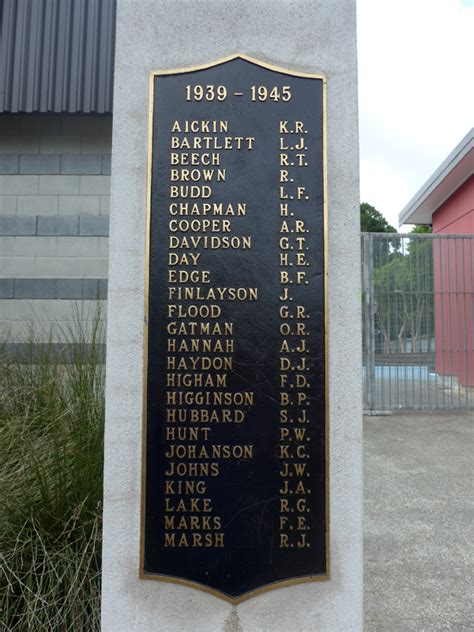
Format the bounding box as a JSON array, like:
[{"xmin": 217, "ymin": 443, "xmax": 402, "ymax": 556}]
[{"xmin": 0, "ymin": 0, "xmax": 116, "ymax": 113}]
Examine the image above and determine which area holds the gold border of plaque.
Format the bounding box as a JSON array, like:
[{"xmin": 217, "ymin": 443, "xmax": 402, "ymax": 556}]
[{"xmin": 140, "ymin": 54, "xmax": 329, "ymax": 604}]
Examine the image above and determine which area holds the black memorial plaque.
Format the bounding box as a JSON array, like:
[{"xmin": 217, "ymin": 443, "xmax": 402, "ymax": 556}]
[{"xmin": 142, "ymin": 55, "xmax": 328, "ymax": 602}]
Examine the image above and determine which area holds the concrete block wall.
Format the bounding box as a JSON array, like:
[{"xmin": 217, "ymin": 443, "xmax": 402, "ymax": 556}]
[{"xmin": 0, "ymin": 115, "xmax": 110, "ymax": 349}]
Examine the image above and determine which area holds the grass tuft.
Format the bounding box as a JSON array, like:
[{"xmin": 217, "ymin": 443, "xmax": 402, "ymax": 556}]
[{"xmin": 0, "ymin": 307, "xmax": 104, "ymax": 631}]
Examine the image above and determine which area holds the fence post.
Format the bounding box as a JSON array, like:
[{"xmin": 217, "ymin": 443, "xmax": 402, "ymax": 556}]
[{"xmin": 362, "ymin": 233, "xmax": 376, "ymax": 411}]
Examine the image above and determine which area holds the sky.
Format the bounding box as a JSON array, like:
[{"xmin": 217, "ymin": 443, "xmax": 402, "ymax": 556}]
[{"xmin": 357, "ymin": 0, "xmax": 474, "ymax": 230}]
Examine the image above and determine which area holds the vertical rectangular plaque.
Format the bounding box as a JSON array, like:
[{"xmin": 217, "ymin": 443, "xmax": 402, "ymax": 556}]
[{"xmin": 141, "ymin": 54, "xmax": 327, "ymax": 603}]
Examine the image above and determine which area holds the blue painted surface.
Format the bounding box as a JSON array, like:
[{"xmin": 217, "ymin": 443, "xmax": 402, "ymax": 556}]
[{"xmin": 363, "ymin": 365, "xmax": 437, "ymax": 381}]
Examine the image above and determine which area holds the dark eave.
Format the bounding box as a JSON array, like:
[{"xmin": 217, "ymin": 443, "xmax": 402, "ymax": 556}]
[{"xmin": 399, "ymin": 128, "xmax": 474, "ymax": 226}]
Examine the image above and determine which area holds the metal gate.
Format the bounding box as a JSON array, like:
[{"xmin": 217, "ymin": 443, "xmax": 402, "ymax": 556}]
[{"xmin": 362, "ymin": 233, "xmax": 474, "ymax": 411}]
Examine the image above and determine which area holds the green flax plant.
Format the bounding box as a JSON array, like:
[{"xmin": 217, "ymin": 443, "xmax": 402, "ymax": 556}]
[{"xmin": 0, "ymin": 305, "xmax": 105, "ymax": 631}]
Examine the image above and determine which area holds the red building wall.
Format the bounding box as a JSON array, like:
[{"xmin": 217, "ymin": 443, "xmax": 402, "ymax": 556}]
[
  {"xmin": 432, "ymin": 176, "xmax": 474, "ymax": 387},
  {"xmin": 432, "ymin": 176, "xmax": 474, "ymax": 234}
]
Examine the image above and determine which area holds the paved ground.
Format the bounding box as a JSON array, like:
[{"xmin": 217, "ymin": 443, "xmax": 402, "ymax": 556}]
[{"xmin": 364, "ymin": 412, "xmax": 473, "ymax": 631}]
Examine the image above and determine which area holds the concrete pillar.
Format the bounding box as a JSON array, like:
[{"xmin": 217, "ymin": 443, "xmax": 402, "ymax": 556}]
[{"xmin": 102, "ymin": 1, "xmax": 362, "ymax": 630}]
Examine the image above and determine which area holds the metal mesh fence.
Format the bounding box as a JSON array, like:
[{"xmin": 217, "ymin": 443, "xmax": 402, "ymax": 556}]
[{"xmin": 362, "ymin": 233, "xmax": 474, "ymax": 411}]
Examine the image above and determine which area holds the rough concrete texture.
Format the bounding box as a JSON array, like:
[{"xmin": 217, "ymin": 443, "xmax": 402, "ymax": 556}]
[
  {"xmin": 364, "ymin": 413, "xmax": 474, "ymax": 631},
  {"xmin": 103, "ymin": 1, "xmax": 361, "ymax": 630}
]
